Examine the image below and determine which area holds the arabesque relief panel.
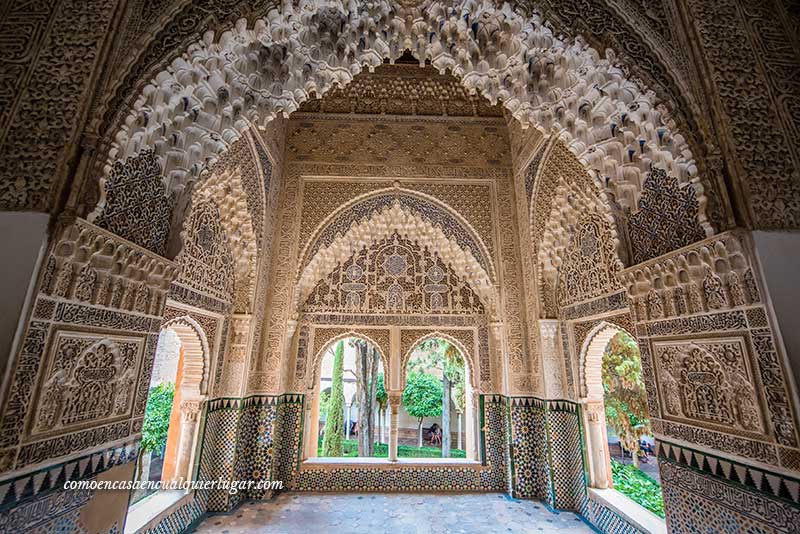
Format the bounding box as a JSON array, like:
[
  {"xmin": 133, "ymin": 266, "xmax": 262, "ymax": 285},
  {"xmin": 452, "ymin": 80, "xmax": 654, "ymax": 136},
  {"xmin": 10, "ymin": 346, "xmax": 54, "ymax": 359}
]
[
  {"xmin": 653, "ymin": 337, "xmax": 767, "ymax": 439},
  {"xmin": 620, "ymin": 231, "xmax": 800, "ymax": 472}
]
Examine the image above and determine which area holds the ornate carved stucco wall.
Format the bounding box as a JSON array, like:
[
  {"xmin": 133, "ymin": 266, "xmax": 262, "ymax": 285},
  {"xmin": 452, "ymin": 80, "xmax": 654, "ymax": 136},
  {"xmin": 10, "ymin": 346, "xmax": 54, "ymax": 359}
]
[
  {"xmin": 245, "ymin": 107, "xmax": 539, "ymax": 396},
  {"xmin": 1, "ymin": 1, "xmax": 799, "ymax": 533},
  {"xmin": 0, "ymin": 122, "xmax": 285, "ymax": 530}
]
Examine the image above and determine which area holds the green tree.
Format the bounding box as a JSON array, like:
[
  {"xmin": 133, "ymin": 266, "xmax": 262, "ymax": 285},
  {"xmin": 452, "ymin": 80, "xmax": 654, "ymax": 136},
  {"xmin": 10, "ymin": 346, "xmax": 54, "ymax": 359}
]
[
  {"xmin": 603, "ymin": 332, "xmax": 651, "ymax": 468},
  {"xmin": 402, "ymin": 372, "xmax": 443, "ymax": 447},
  {"xmin": 353, "ymin": 339, "xmax": 380, "ymax": 456},
  {"xmin": 413, "ymin": 339, "xmax": 465, "ymax": 456},
  {"xmin": 141, "ymin": 382, "xmax": 175, "ymax": 453},
  {"xmin": 322, "ymin": 341, "xmax": 345, "ymax": 456},
  {"xmin": 319, "ymin": 388, "xmax": 331, "ymax": 419},
  {"xmin": 376, "ymin": 373, "xmax": 387, "ymax": 410}
]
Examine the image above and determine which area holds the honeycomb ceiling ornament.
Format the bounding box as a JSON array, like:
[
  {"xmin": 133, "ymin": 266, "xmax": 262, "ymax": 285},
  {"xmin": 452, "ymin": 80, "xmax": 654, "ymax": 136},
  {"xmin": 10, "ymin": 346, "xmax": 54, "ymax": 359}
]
[{"xmin": 104, "ymin": 0, "xmax": 706, "ymax": 225}]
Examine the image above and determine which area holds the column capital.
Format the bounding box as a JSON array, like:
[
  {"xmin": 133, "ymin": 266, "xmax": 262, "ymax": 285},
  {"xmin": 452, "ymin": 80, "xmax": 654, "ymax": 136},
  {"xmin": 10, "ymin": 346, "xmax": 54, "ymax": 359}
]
[
  {"xmin": 387, "ymin": 390, "xmax": 403, "ymax": 411},
  {"xmin": 180, "ymin": 400, "xmax": 202, "ymax": 421}
]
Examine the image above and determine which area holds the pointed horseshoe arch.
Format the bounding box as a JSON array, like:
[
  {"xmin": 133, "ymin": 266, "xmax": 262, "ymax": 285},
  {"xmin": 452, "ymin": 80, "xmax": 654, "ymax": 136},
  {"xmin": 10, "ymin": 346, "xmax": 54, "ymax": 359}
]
[
  {"xmin": 308, "ymin": 330, "xmax": 391, "ymax": 391},
  {"xmin": 161, "ymin": 315, "xmax": 211, "ymax": 397},
  {"xmin": 578, "ymin": 321, "xmax": 635, "ymax": 401}
]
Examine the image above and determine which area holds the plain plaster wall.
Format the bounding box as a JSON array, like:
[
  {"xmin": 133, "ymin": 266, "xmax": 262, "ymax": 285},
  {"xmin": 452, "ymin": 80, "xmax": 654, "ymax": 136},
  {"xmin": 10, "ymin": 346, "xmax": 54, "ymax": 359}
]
[
  {"xmin": 0, "ymin": 212, "xmax": 49, "ymax": 396},
  {"xmin": 753, "ymin": 231, "xmax": 800, "ymax": 403}
]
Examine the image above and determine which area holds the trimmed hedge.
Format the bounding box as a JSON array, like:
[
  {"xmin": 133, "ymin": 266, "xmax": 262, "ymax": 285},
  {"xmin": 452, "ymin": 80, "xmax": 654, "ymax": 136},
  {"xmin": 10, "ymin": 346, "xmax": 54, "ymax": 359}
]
[{"xmin": 318, "ymin": 438, "xmax": 466, "ymax": 459}]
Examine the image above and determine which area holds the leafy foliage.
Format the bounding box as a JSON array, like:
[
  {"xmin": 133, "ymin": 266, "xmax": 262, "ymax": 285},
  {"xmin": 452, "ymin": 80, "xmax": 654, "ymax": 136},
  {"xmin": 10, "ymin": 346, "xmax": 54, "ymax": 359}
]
[
  {"xmin": 318, "ymin": 438, "xmax": 466, "ymax": 459},
  {"xmin": 411, "ymin": 338, "xmax": 466, "ymax": 412},
  {"xmin": 376, "ymin": 373, "xmax": 387, "ymax": 410},
  {"xmin": 141, "ymin": 382, "xmax": 175, "ymax": 453},
  {"xmin": 402, "ymin": 372, "xmax": 443, "ymax": 421},
  {"xmin": 603, "ymin": 332, "xmax": 651, "ymax": 466},
  {"xmin": 611, "ymin": 460, "xmax": 664, "ymax": 518},
  {"xmin": 321, "ymin": 341, "xmax": 345, "ymax": 457},
  {"xmin": 319, "ymin": 388, "xmax": 331, "ymax": 419}
]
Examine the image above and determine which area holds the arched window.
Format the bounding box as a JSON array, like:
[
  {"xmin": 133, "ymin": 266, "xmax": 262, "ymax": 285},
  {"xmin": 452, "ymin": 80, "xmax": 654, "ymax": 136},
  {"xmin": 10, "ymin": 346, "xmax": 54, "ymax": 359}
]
[
  {"xmin": 581, "ymin": 324, "xmax": 664, "ymax": 521},
  {"xmin": 128, "ymin": 317, "xmax": 208, "ymax": 521},
  {"xmin": 400, "ymin": 336, "xmax": 478, "ymax": 461},
  {"xmin": 309, "ymin": 336, "xmax": 386, "ymax": 458}
]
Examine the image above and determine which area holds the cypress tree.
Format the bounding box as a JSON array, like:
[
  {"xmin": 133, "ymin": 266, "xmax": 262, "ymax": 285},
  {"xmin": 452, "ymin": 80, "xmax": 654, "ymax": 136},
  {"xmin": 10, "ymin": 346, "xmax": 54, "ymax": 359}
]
[{"xmin": 321, "ymin": 340, "xmax": 345, "ymax": 456}]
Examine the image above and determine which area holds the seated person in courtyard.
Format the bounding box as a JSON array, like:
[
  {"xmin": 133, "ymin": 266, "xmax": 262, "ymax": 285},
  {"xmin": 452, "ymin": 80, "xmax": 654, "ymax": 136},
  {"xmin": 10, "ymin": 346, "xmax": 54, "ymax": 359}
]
[{"xmin": 430, "ymin": 423, "xmax": 442, "ymax": 446}]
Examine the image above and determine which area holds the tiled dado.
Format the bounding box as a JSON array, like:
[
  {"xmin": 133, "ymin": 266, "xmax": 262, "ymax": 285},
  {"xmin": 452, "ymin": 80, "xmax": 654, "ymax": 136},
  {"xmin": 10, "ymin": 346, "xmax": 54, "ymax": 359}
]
[
  {"xmin": 657, "ymin": 439, "xmax": 800, "ymax": 532},
  {"xmin": 508, "ymin": 398, "xmax": 586, "ymax": 508},
  {"xmin": 508, "ymin": 397, "xmax": 646, "ymax": 534},
  {"xmin": 0, "ymin": 440, "xmax": 139, "ymax": 532}
]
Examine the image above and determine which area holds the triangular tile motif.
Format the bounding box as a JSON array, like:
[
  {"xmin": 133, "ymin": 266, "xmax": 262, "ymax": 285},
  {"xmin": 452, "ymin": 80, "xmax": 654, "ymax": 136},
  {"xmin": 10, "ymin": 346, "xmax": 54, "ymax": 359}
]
[
  {"xmin": 732, "ymin": 465, "xmax": 748, "ymax": 486},
  {"xmin": 765, "ymin": 473, "xmax": 782, "ymax": 495},
  {"xmin": 706, "ymin": 456, "xmax": 718, "ymax": 475},
  {"xmin": 777, "ymin": 479, "xmax": 794, "ymax": 501},
  {"xmin": 78, "ymin": 458, "xmax": 92, "ymax": 478},
  {"xmin": 784, "ymin": 480, "xmax": 800, "ymax": 503},
  {"xmin": 749, "ymin": 468, "xmax": 764, "ymax": 490},
  {"xmin": 32, "ymin": 471, "xmax": 48, "ymax": 495},
  {"xmin": 92, "ymin": 452, "xmax": 103, "ymax": 472},
  {"xmin": 53, "ymin": 465, "xmax": 68, "ymax": 488},
  {"xmin": 0, "ymin": 482, "xmax": 12, "ymax": 507},
  {"xmin": 14, "ymin": 477, "xmax": 33, "ymax": 500},
  {"xmin": 719, "ymin": 460, "xmax": 732, "ymax": 479},
  {"xmin": 694, "ymin": 451, "xmax": 707, "ymax": 469}
]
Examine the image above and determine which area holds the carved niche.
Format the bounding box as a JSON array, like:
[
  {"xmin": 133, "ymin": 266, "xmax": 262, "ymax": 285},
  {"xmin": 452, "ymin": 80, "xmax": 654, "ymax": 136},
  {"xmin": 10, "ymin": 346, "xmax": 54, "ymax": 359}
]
[
  {"xmin": 303, "ymin": 232, "xmax": 485, "ymax": 316},
  {"xmin": 32, "ymin": 335, "xmax": 143, "ymax": 438},
  {"xmin": 654, "ymin": 338, "xmax": 766, "ymax": 437}
]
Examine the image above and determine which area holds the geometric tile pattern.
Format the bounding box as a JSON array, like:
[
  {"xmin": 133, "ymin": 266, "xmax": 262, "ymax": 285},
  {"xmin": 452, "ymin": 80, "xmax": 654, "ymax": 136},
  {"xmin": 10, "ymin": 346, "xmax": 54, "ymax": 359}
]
[
  {"xmin": 580, "ymin": 498, "xmax": 647, "ymax": 534},
  {"xmin": 235, "ymin": 397, "xmax": 278, "ymax": 500},
  {"xmin": 658, "ymin": 440, "xmax": 800, "ymax": 506},
  {"xmin": 200, "ymin": 399, "xmax": 242, "ymax": 512},
  {"xmin": 508, "ymin": 397, "xmax": 551, "ymax": 501},
  {"xmin": 271, "ymin": 396, "xmax": 304, "ymax": 492},
  {"xmin": 0, "ymin": 440, "xmax": 138, "ymax": 512},
  {"xmin": 547, "ymin": 401, "xmax": 587, "ymax": 511},
  {"xmin": 142, "ymin": 496, "xmax": 205, "ymax": 534},
  {"xmin": 508, "ymin": 397, "xmax": 645, "ymax": 534},
  {"xmin": 660, "ymin": 461, "xmax": 800, "ymax": 534}
]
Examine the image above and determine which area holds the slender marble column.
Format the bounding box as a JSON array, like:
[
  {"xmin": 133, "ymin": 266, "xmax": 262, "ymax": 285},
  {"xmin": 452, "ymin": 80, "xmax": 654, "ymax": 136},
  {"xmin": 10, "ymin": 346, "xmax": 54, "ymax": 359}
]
[
  {"xmin": 175, "ymin": 400, "xmax": 202, "ymax": 481},
  {"xmin": 583, "ymin": 400, "xmax": 611, "ymax": 489},
  {"xmin": 388, "ymin": 392, "xmax": 402, "ymax": 461}
]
